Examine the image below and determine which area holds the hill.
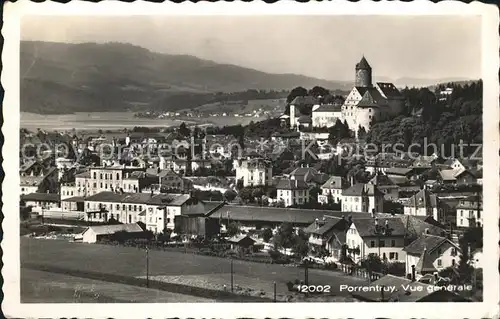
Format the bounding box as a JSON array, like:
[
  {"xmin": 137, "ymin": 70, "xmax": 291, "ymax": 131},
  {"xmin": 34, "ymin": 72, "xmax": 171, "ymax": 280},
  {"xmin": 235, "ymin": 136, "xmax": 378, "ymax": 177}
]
[{"xmin": 20, "ymin": 41, "xmax": 351, "ymax": 114}]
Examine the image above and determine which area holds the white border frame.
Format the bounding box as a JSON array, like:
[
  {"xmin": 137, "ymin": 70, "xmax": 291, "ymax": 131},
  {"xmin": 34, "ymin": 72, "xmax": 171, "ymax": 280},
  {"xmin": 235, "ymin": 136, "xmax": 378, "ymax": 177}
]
[{"xmin": 2, "ymin": 1, "xmax": 499, "ymax": 318}]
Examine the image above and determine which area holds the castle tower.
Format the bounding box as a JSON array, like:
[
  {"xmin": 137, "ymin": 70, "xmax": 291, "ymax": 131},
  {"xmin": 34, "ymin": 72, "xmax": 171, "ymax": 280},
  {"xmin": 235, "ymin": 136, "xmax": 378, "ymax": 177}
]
[{"xmin": 355, "ymin": 56, "xmax": 372, "ymax": 87}]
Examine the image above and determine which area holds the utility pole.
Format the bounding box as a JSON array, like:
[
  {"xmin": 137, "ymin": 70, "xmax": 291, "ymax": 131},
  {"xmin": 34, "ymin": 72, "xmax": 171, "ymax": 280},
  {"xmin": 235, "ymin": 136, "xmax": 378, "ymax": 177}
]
[
  {"xmin": 230, "ymin": 258, "xmax": 234, "ymax": 292},
  {"xmin": 273, "ymin": 281, "xmax": 277, "ymax": 302},
  {"xmin": 146, "ymin": 246, "xmax": 149, "ymax": 288}
]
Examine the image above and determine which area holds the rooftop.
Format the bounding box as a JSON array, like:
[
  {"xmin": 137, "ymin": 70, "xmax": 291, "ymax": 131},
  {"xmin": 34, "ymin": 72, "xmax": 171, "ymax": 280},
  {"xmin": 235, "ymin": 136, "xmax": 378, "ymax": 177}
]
[{"xmin": 21, "ymin": 192, "xmax": 60, "ymax": 202}]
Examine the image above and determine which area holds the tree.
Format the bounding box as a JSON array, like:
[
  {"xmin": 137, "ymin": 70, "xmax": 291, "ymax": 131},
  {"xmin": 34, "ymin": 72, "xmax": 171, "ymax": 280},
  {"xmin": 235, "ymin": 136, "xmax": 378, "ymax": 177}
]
[
  {"xmin": 293, "ymin": 236, "xmax": 310, "ymax": 259},
  {"xmin": 223, "ymin": 189, "xmax": 237, "ymax": 202},
  {"xmin": 309, "ymin": 86, "xmax": 330, "ymax": 98},
  {"xmin": 262, "ymin": 228, "xmax": 273, "ymax": 243},
  {"xmin": 273, "ymin": 223, "xmax": 295, "ymax": 249},
  {"xmin": 361, "ymin": 253, "xmax": 384, "ymax": 273},
  {"xmin": 226, "ymin": 222, "xmax": 240, "ymax": 237},
  {"xmin": 238, "ymin": 187, "xmax": 253, "ymax": 203},
  {"xmin": 286, "ymin": 86, "xmax": 308, "ymax": 104},
  {"xmin": 179, "ymin": 122, "xmax": 191, "ymax": 137}
]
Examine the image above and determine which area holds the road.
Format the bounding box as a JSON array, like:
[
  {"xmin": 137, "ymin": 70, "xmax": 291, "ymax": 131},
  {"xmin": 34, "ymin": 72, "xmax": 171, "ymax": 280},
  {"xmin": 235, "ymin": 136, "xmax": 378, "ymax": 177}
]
[{"xmin": 21, "ymin": 238, "xmax": 365, "ymax": 300}]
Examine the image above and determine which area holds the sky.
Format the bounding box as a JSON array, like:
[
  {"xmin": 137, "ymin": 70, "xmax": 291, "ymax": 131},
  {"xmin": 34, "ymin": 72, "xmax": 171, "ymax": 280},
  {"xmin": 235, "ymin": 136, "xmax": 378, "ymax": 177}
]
[{"xmin": 21, "ymin": 15, "xmax": 482, "ymax": 81}]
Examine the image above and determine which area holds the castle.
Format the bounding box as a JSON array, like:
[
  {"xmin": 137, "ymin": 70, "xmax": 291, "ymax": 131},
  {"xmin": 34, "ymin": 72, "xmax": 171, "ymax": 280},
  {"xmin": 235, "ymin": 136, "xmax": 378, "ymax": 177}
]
[{"xmin": 282, "ymin": 56, "xmax": 405, "ymax": 134}]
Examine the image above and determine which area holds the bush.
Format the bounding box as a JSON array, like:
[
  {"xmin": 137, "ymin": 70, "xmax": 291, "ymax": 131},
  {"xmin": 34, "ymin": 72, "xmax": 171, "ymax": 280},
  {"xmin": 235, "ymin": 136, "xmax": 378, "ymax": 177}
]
[{"xmin": 324, "ymin": 262, "xmax": 338, "ymax": 270}]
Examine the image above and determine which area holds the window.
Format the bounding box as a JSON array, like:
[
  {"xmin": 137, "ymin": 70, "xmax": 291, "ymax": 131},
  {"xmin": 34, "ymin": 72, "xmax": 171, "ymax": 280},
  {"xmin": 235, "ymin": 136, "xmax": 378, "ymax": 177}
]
[
  {"xmin": 391, "ymin": 240, "xmax": 396, "ymax": 247},
  {"xmin": 437, "ymin": 259, "xmax": 442, "ymax": 267},
  {"xmin": 93, "ymin": 182, "xmax": 97, "ymax": 188},
  {"xmin": 452, "ymin": 259, "xmax": 456, "ymax": 266},
  {"xmin": 134, "ymin": 205, "xmax": 137, "ymax": 211},
  {"xmin": 460, "ymin": 219, "xmax": 463, "ymax": 225},
  {"xmin": 116, "ymin": 173, "xmax": 120, "ymax": 180},
  {"xmin": 93, "ymin": 172, "xmax": 97, "ymax": 179},
  {"xmin": 369, "ymin": 115, "xmax": 372, "ymax": 119},
  {"xmin": 478, "ymin": 210, "xmax": 481, "ymax": 219},
  {"xmin": 369, "ymin": 109, "xmax": 372, "ymax": 113},
  {"xmin": 116, "ymin": 204, "xmax": 119, "ymax": 210},
  {"xmin": 139, "ymin": 205, "xmax": 142, "ymax": 211},
  {"xmin": 370, "ymin": 241, "xmax": 375, "ymax": 248},
  {"xmin": 122, "ymin": 204, "xmax": 125, "ymax": 210},
  {"xmin": 128, "ymin": 215, "xmax": 132, "ymax": 223},
  {"xmin": 451, "ymin": 248, "xmax": 457, "ymax": 256},
  {"xmin": 460, "ymin": 211, "xmax": 463, "ymax": 217},
  {"xmin": 100, "ymin": 183, "xmax": 103, "ymax": 188},
  {"xmin": 379, "ymin": 240, "xmax": 385, "ymax": 247},
  {"xmin": 105, "ymin": 174, "xmax": 108, "ymax": 180},
  {"xmin": 100, "ymin": 173, "xmax": 103, "ymax": 179}
]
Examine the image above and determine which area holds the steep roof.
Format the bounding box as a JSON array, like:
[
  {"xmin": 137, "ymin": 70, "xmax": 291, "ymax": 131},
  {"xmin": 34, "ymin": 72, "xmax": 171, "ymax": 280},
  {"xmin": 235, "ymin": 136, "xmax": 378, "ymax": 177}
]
[
  {"xmin": 290, "ymin": 96, "xmax": 318, "ymax": 106},
  {"xmin": 376, "ymin": 82, "xmax": 402, "ymax": 99},
  {"xmin": 342, "ymin": 183, "xmax": 383, "ymax": 197},
  {"xmin": 385, "ymin": 167, "xmax": 413, "ymax": 176},
  {"xmin": 321, "ymin": 176, "xmax": 346, "ymax": 189},
  {"xmin": 313, "ymin": 104, "xmax": 342, "ymax": 112},
  {"xmin": 352, "ymin": 218, "xmax": 406, "ymax": 237},
  {"xmin": 403, "ymin": 234, "xmax": 456, "ymax": 256},
  {"xmin": 404, "ymin": 189, "xmax": 438, "ymax": 208},
  {"xmin": 276, "ymin": 179, "xmax": 309, "ymax": 190},
  {"xmin": 304, "ymin": 216, "xmax": 350, "ymax": 236},
  {"xmin": 21, "ymin": 192, "xmax": 60, "ymax": 202},
  {"xmin": 356, "ymin": 56, "xmax": 371, "ymax": 69},
  {"xmin": 415, "ymin": 247, "xmax": 437, "ymax": 273},
  {"xmin": 297, "ymin": 115, "xmax": 312, "ymax": 123},
  {"xmin": 356, "ymin": 88, "xmax": 387, "ymax": 108},
  {"xmin": 84, "ymin": 223, "xmax": 143, "ymax": 236}
]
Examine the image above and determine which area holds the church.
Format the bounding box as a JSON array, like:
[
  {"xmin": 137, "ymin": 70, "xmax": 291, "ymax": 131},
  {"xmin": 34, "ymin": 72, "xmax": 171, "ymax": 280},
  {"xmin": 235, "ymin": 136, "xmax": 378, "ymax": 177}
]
[{"xmin": 281, "ymin": 56, "xmax": 405, "ymax": 134}]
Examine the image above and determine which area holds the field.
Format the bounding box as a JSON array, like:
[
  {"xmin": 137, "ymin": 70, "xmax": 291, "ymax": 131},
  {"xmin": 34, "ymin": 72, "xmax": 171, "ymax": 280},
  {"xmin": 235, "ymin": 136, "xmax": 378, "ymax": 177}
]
[
  {"xmin": 21, "ymin": 238, "xmax": 364, "ymax": 302},
  {"xmin": 22, "ymin": 268, "xmax": 214, "ymax": 303},
  {"xmin": 20, "ymin": 112, "xmax": 263, "ymax": 131}
]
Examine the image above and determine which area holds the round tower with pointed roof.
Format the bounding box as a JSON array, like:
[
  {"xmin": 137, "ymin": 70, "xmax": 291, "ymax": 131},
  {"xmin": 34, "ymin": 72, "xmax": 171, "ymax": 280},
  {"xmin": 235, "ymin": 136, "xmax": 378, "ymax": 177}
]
[{"xmin": 355, "ymin": 56, "xmax": 372, "ymax": 87}]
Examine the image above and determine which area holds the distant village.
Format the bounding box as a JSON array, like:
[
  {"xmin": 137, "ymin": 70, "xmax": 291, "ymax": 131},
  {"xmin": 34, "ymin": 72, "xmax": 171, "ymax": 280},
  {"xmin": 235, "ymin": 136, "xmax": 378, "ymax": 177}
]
[{"xmin": 20, "ymin": 57, "xmax": 483, "ymax": 302}]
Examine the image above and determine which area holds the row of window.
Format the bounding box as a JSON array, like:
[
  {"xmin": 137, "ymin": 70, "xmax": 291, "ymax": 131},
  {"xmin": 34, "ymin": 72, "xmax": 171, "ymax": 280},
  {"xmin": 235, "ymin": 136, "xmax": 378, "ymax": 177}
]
[
  {"xmin": 459, "ymin": 210, "xmax": 481, "ymax": 219},
  {"xmin": 93, "ymin": 172, "xmax": 121, "ymax": 181},
  {"xmin": 370, "ymin": 239, "xmax": 397, "ymax": 247},
  {"xmin": 87, "ymin": 203, "xmax": 144, "ymax": 212}
]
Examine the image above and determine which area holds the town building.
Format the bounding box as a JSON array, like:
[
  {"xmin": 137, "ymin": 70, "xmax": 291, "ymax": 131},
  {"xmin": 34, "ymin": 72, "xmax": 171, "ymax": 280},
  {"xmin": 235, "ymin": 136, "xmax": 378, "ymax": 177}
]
[
  {"xmin": 20, "ymin": 167, "xmax": 58, "ymax": 195},
  {"xmin": 345, "ymin": 217, "xmax": 407, "ymax": 263},
  {"xmin": 403, "ymin": 233, "xmax": 460, "ymax": 278},
  {"xmin": 83, "ymin": 191, "xmax": 190, "ymax": 233},
  {"xmin": 311, "ymin": 102, "xmax": 343, "ymax": 128},
  {"xmin": 341, "ymin": 183, "xmax": 384, "ymax": 213},
  {"xmin": 234, "ymin": 157, "xmax": 273, "ymax": 187},
  {"xmin": 341, "ymin": 57, "xmax": 405, "ymax": 133},
  {"xmin": 304, "ymin": 216, "xmax": 351, "ymax": 261},
  {"xmin": 276, "ymin": 179, "xmax": 310, "ymax": 207},
  {"xmin": 456, "ymin": 195, "xmax": 483, "ymax": 228},
  {"xmin": 403, "ymin": 189, "xmax": 454, "ymax": 226},
  {"xmin": 77, "ymin": 223, "xmax": 144, "ymax": 244},
  {"xmin": 318, "ymin": 176, "xmax": 347, "ymax": 204}
]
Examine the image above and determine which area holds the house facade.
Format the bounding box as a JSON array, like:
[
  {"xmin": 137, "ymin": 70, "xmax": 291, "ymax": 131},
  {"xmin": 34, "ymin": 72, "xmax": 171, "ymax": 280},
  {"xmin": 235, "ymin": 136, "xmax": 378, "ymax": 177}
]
[
  {"xmin": 456, "ymin": 196, "xmax": 483, "ymax": 228},
  {"xmin": 234, "ymin": 158, "xmax": 273, "ymax": 187},
  {"xmin": 341, "ymin": 183, "xmax": 384, "ymax": 213},
  {"xmin": 276, "ymin": 179, "xmax": 310, "ymax": 207},
  {"xmin": 318, "ymin": 176, "xmax": 346, "ymax": 204},
  {"xmin": 345, "ymin": 217, "xmax": 407, "ymax": 263},
  {"xmin": 403, "ymin": 234, "xmax": 460, "ymax": 278}
]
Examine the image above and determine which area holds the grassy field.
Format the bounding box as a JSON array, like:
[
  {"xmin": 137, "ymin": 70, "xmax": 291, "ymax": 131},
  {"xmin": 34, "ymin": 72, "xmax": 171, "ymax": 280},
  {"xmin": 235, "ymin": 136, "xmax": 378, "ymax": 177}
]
[
  {"xmin": 22, "ymin": 269, "xmax": 215, "ymax": 303},
  {"xmin": 21, "ymin": 238, "xmax": 364, "ymax": 301}
]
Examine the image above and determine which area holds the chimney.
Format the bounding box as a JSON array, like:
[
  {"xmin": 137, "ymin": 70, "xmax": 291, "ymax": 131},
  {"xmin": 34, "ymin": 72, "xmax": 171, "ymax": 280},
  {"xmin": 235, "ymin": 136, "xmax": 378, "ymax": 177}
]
[{"xmin": 411, "ymin": 265, "xmax": 416, "ymax": 282}]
